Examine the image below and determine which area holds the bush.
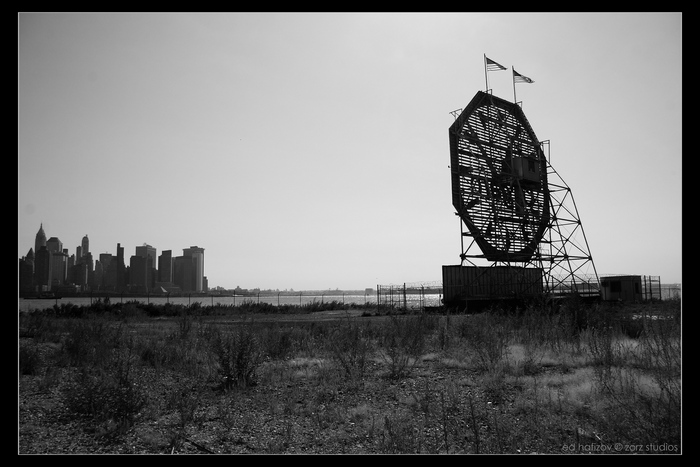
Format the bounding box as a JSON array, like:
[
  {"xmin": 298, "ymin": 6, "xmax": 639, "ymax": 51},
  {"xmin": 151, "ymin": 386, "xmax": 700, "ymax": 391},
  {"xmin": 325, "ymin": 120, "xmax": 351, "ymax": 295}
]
[
  {"xmin": 259, "ymin": 324, "xmax": 296, "ymax": 360},
  {"xmin": 458, "ymin": 313, "xmax": 509, "ymax": 371},
  {"xmin": 327, "ymin": 320, "xmax": 372, "ymax": 380},
  {"xmin": 60, "ymin": 319, "xmax": 125, "ymax": 367},
  {"xmin": 213, "ymin": 327, "xmax": 263, "ymax": 389},
  {"xmin": 19, "ymin": 310, "xmax": 60, "ymax": 342},
  {"xmin": 63, "ymin": 367, "xmax": 148, "ymax": 437},
  {"xmin": 19, "ymin": 342, "xmax": 41, "ymax": 375},
  {"xmin": 62, "ymin": 340, "xmax": 147, "ymax": 438},
  {"xmin": 379, "ymin": 315, "xmax": 428, "ymax": 379}
]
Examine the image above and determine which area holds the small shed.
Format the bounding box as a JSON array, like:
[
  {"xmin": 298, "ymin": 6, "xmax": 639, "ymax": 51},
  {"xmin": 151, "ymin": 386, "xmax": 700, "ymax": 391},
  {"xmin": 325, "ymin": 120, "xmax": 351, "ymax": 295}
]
[{"xmin": 599, "ymin": 275, "xmax": 642, "ymax": 302}]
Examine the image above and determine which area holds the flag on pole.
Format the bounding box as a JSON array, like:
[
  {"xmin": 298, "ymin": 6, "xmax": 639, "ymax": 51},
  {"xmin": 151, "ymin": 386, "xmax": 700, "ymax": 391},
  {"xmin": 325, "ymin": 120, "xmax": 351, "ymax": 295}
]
[
  {"xmin": 513, "ymin": 69, "xmax": 534, "ymax": 84},
  {"xmin": 485, "ymin": 56, "xmax": 507, "ymax": 71}
]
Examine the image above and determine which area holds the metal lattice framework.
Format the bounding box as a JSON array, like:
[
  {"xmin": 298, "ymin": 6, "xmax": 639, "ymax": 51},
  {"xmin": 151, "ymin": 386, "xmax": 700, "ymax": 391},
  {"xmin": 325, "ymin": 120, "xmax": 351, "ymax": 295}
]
[
  {"xmin": 538, "ymin": 141, "xmax": 599, "ymax": 296},
  {"xmin": 449, "ymin": 91, "xmax": 599, "ymax": 298}
]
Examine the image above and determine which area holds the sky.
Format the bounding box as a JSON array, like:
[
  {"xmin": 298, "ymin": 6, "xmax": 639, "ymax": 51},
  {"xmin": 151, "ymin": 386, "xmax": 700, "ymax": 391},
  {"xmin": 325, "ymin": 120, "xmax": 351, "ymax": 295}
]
[{"xmin": 18, "ymin": 12, "xmax": 682, "ymax": 290}]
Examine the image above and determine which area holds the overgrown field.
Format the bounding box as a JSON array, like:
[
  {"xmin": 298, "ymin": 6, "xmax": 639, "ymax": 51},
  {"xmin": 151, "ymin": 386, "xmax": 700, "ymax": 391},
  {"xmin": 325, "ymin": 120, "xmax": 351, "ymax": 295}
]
[{"xmin": 19, "ymin": 298, "xmax": 681, "ymax": 454}]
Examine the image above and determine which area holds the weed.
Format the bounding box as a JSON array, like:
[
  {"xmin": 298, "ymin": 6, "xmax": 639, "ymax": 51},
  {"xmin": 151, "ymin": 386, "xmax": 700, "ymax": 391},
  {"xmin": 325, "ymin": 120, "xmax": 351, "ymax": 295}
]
[
  {"xmin": 259, "ymin": 324, "xmax": 296, "ymax": 360},
  {"xmin": 166, "ymin": 383, "xmax": 204, "ymax": 450},
  {"xmin": 21, "ymin": 299, "xmax": 681, "ymax": 454},
  {"xmin": 379, "ymin": 413, "xmax": 421, "ymax": 453},
  {"xmin": 213, "ymin": 327, "xmax": 263, "ymax": 389},
  {"xmin": 62, "ymin": 352, "xmax": 148, "ymax": 439},
  {"xmin": 458, "ymin": 313, "xmax": 510, "ymax": 371},
  {"xmin": 19, "ymin": 342, "xmax": 42, "ymax": 376},
  {"xmin": 326, "ymin": 319, "xmax": 371, "ymax": 380},
  {"xmin": 378, "ymin": 314, "xmax": 428, "ymax": 379}
]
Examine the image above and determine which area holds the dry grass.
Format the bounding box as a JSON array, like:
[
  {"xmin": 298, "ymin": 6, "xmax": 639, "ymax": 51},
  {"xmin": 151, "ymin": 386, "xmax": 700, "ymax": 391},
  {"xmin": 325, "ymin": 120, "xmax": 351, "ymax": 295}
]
[{"xmin": 19, "ymin": 298, "xmax": 681, "ymax": 454}]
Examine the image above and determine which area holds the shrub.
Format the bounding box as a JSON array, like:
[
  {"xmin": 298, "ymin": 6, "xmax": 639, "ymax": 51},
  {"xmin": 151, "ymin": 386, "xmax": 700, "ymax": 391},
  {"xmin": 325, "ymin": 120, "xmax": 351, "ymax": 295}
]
[
  {"xmin": 379, "ymin": 413, "xmax": 421, "ymax": 453},
  {"xmin": 63, "ymin": 368, "xmax": 148, "ymax": 437},
  {"xmin": 62, "ymin": 343, "xmax": 147, "ymax": 438},
  {"xmin": 61, "ymin": 319, "xmax": 124, "ymax": 367},
  {"xmin": 458, "ymin": 313, "xmax": 510, "ymax": 371},
  {"xmin": 19, "ymin": 310, "xmax": 60, "ymax": 342},
  {"xmin": 213, "ymin": 327, "xmax": 263, "ymax": 389},
  {"xmin": 259, "ymin": 324, "xmax": 296, "ymax": 360},
  {"xmin": 19, "ymin": 342, "xmax": 41, "ymax": 375},
  {"xmin": 326, "ymin": 320, "xmax": 372, "ymax": 380},
  {"xmin": 379, "ymin": 314, "xmax": 427, "ymax": 379}
]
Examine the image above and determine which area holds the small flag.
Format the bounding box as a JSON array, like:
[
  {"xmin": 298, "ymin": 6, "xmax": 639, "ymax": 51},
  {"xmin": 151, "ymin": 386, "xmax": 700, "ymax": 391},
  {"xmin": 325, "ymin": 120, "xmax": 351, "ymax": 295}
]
[
  {"xmin": 485, "ymin": 56, "xmax": 507, "ymax": 71},
  {"xmin": 513, "ymin": 69, "xmax": 534, "ymax": 84}
]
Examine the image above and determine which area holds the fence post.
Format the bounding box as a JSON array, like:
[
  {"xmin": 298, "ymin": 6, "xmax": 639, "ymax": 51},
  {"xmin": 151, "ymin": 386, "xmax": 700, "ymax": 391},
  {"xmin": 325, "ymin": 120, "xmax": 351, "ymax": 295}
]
[{"xmin": 403, "ymin": 283, "xmax": 407, "ymax": 310}]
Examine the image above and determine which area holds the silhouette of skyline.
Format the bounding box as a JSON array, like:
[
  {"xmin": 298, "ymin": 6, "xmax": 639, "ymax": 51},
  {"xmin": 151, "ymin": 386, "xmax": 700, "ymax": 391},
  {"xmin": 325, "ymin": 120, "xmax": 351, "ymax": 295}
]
[{"xmin": 20, "ymin": 222, "xmax": 207, "ymax": 295}]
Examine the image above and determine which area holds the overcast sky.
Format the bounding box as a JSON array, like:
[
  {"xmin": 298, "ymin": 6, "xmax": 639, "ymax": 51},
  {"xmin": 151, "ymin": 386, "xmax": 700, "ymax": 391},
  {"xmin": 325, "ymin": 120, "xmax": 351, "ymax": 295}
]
[{"xmin": 18, "ymin": 12, "xmax": 682, "ymax": 290}]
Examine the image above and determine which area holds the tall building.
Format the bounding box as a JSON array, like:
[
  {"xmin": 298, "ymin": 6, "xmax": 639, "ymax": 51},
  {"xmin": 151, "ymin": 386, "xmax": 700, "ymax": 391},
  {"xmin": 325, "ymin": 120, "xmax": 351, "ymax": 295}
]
[
  {"xmin": 131, "ymin": 244, "xmax": 156, "ymax": 292},
  {"xmin": 34, "ymin": 223, "xmax": 46, "ymax": 253},
  {"xmin": 50, "ymin": 249, "xmax": 68, "ymax": 288},
  {"xmin": 129, "ymin": 255, "xmax": 151, "ymax": 293},
  {"xmin": 183, "ymin": 246, "xmax": 205, "ymax": 292},
  {"xmin": 81, "ymin": 235, "xmax": 89, "ymax": 257},
  {"xmin": 72, "ymin": 257, "xmax": 89, "ymax": 289},
  {"xmin": 173, "ymin": 255, "xmax": 195, "ymax": 292},
  {"xmin": 135, "ymin": 244, "xmax": 157, "ymax": 266},
  {"xmin": 19, "ymin": 249, "xmax": 35, "ymax": 296},
  {"xmin": 99, "ymin": 253, "xmax": 115, "ymax": 290},
  {"xmin": 93, "ymin": 260, "xmax": 103, "ymax": 291},
  {"xmin": 158, "ymin": 250, "xmax": 173, "ymax": 283},
  {"xmin": 99, "ymin": 253, "xmax": 113, "ymax": 271},
  {"xmin": 84, "ymin": 252, "xmax": 95, "ymax": 289},
  {"xmin": 116, "ymin": 243, "xmax": 126, "ymax": 291},
  {"xmin": 46, "ymin": 236, "xmax": 62, "ymax": 253},
  {"xmin": 34, "ymin": 246, "xmax": 51, "ymax": 292}
]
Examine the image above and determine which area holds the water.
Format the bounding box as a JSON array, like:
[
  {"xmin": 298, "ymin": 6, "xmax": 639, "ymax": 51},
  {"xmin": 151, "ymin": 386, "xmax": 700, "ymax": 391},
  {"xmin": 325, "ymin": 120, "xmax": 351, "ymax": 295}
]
[
  {"xmin": 18, "ymin": 293, "xmax": 445, "ymax": 312},
  {"xmin": 18, "ymin": 286, "xmax": 681, "ymax": 313}
]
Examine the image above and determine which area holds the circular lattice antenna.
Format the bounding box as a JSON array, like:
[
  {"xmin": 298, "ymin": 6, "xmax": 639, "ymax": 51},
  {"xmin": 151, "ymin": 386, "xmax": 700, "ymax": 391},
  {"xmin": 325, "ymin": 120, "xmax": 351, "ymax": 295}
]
[{"xmin": 449, "ymin": 91, "xmax": 550, "ymax": 262}]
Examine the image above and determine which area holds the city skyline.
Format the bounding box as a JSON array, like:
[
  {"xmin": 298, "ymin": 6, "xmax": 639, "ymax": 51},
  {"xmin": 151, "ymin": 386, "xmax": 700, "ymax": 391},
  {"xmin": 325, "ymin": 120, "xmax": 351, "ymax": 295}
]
[
  {"xmin": 19, "ymin": 13, "xmax": 682, "ymax": 289},
  {"xmin": 20, "ymin": 222, "xmax": 207, "ymax": 295}
]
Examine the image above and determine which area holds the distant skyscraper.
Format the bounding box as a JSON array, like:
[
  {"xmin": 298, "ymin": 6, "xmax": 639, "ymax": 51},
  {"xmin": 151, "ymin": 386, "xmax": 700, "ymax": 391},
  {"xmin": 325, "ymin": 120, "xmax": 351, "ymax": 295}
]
[
  {"xmin": 135, "ymin": 244, "xmax": 157, "ymax": 266},
  {"xmin": 50, "ymin": 249, "xmax": 68, "ymax": 288},
  {"xmin": 34, "ymin": 223, "xmax": 46, "ymax": 253},
  {"xmin": 116, "ymin": 243, "xmax": 126, "ymax": 291},
  {"xmin": 46, "ymin": 237, "xmax": 62, "ymax": 253},
  {"xmin": 81, "ymin": 235, "xmax": 89, "ymax": 257},
  {"xmin": 19, "ymin": 249, "xmax": 35, "ymax": 295},
  {"xmin": 129, "ymin": 255, "xmax": 151, "ymax": 293},
  {"xmin": 34, "ymin": 246, "xmax": 51, "ymax": 292},
  {"xmin": 183, "ymin": 246, "xmax": 205, "ymax": 292},
  {"xmin": 133, "ymin": 244, "xmax": 156, "ymax": 292},
  {"xmin": 158, "ymin": 250, "xmax": 173, "ymax": 283},
  {"xmin": 99, "ymin": 253, "xmax": 113, "ymax": 270},
  {"xmin": 173, "ymin": 255, "xmax": 195, "ymax": 292}
]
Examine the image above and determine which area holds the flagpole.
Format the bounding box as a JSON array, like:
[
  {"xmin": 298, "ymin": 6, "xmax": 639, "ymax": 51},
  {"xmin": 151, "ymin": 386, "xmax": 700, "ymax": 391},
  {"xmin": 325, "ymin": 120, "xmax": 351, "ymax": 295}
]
[
  {"xmin": 512, "ymin": 67, "xmax": 517, "ymax": 104},
  {"xmin": 484, "ymin": 54, "xmax": 489, "ymax": 92}
]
